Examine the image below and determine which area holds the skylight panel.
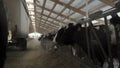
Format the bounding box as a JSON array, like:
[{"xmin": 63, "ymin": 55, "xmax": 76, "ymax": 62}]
[
  {"xmin": 62, "ymin": 8, "xmax": 73, "ymax": 16},
  {"xmin": 43, "ymin": 10, "xmax": 50, "ymax": 15},
  {"xmin": 100, "ymin": 6, "xmax": 112, "ymax": 11},
  {"xmin": 59, "ymin": 0, "xmax": 71, "ymax": 4},
  {"xmin": 70, "ymin": 0, "xmax": 85, "ymax": 8},
  {"xmin": 70, "ymin": 12, "xmax": 81, "ymax": 18},
  {"xmin": 45, "ymin": 0, "xmax": 55, "ymax": 10},
  {"xmin": 81, "ymin": 0, "xmax": 103, "ymax": 12},
  {"xmin": 53, "ymin": 4, "xmax": 65, "ymax": 13},
  {"xmin": 50, "ymin": 13, "xmax": 57, "ymax": 18},
  {"xmin": 36, "ymin": 0, "xmax": 44, "ymax": 6}
]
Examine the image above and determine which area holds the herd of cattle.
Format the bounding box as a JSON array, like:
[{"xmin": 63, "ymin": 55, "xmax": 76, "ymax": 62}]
[{"xmin": 39, "ymin": 14, "xmax": 120, "ymax": 67}]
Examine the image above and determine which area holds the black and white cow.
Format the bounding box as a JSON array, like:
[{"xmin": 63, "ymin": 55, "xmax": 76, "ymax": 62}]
[
  {"xmin": 110, "ymin": 14, "xmax": 120, "ymax": 62},
  {"xmin": 55, "ymin": 26, "xmax": 66, "ymax": 44},
  {"xmin": 110, "ymin": 14, "xmax": 120, "ymax": 45},
  {"xmin": 55, "ymin": 22, "xmax": 118, "ymax": 66}
]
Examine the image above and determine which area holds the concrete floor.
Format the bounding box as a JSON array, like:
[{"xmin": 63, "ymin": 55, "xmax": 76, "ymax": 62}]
[{"xmin": 5, "ymin": 39, "xmax": 99, "ymax": 68}]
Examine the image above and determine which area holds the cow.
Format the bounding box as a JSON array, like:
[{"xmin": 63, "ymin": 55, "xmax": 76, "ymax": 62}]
[
  {"xmin": 55, "ymin": 27, "xmax": 66, "ymax": 44},
  {"xmin": 58, "ymin": 23, "xmax": 76, "ymax": 45},
  {"xmin": 110, "ymin": 14, "xmax": 120, "ymax": 64},
  {"xmin": 55, "ymin": 23, "xmax": 114, "ymax": 66},
  {"xmin": 110, "ymin": 14, "xmax": 120, "ymax": 45}
]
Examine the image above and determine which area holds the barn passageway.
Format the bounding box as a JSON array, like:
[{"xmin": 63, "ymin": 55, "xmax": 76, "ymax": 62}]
[
  {"xmin": 5, "ymin": 39, "xmax": 45, "ymax": 68},
  {"xmin": 5, "ymin": 39, "xmax": 97, "ymax": 68},
  {"xmin": 1, "ymin": 0, "xmax": 120, "ymax": 68}
]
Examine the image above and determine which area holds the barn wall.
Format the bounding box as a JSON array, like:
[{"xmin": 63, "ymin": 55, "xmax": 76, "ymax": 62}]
[
  {"xmin": 20, "ymin": 1, "xmax": 30, "ymax": 35},
  {"xmin": 4, "ymin": 0, "xmax": 30, "ymax": 36},
  {"xmin": 4, "ymin": 0, "xmax": 21, "ymax": 33}
]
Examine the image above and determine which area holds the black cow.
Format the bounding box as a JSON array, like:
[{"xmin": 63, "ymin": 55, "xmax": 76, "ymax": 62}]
[
  {"xmin": 45, "ymin": 33, "xmax": 56, "ymax": 41},
  {"xmin": 73, "ymin": 24, "xmax": 111, "ymax": 65},
  {"xmin": 55, "ymin": 27, "xmax": 66, "ymax": 44},
  {"xmin": 110, "ymin": 14, "xmax": 120, "ymax": 60},
  {"xmin": 38, "ymin": 35, "xmax": 44, "ymax": 41},
  {"xmin": 110, "ymin": 14, "xmax": 120, "ymax": 26},
  {"xmin": 110, "ymin": 14, "xmax": 120, "ymax": 44},
  {"xmin": 92, "ymin": 25, "xmax": 108, "ymax": 64},
  {"xmin": 55, "ymin": 23, "xmax": 112, "ymax": 66},
  {"xmin": 0, "ymin": 0, "xmax": 8, "ymax": 68},
  {"xmin": 58, "ymin": 23, "xmax": 76, "ymax": 45}
]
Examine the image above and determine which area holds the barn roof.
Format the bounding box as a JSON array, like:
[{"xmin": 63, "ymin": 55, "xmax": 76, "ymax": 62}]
[{"xmin": 25, "ymin": 0, "xmax": 117, "ymax": 34}]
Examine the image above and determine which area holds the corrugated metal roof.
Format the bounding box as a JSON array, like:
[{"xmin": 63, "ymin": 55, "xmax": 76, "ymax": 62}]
[{"xmin": 25, "ymin": 0, "xmax": 116, "ymax": 34}]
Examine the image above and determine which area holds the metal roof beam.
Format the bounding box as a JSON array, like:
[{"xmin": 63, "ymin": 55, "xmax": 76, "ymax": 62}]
[
  {"xmin": 100, "ymin": 0, "xmax": 115, "ymax": 7},
  {"xmin": 39, "ymin": 26, "xmax": 52, "ymax": 32},
  {"xmin": 37, "ymin": 20, "xmax": 59, "ymax": 28},
  {"xmin": 39, "ymin": 0, "xmax": 47, "ymax": 18},
  {"xmin": 36, "ymin": 20, "xmax": 58, "ymax": 29},
  {"xmin": 39, "ymin": 23, "xmax": 58, "ymax": 30},
  {"xmin": 61, "ymin": 0, "xmax": 93, "ymax": 23},
  {"xmin": 51, "ymin": 0, "xmax": 86, "ymax": 16},
  {"xmin": 55, "ymin": 0, "xmax": 75, "ymax": 21},
  {"xmin": 36, "ymin": 17, "xmax": 59, "ymax": 26},
  {"xmin": 30, "ymin": 3, "xmax": 77, "ymax": 22},
  {"xmin": 45, "ymin": 2, "xmax": 57, "ymax": 24},
  {"xmin": 35, "ymin": 11, "xmax": 68, "ymax": 25}
]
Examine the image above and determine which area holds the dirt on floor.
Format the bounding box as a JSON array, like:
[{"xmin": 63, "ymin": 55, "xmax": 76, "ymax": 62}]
[{"xmin": 5, "ymin": 39, "xmax": 100, "ymax": 68}]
